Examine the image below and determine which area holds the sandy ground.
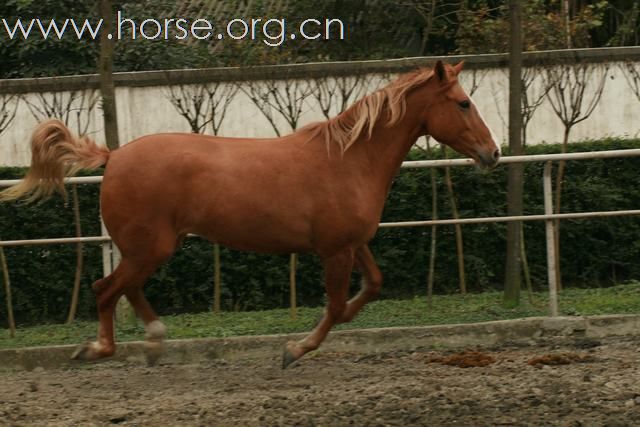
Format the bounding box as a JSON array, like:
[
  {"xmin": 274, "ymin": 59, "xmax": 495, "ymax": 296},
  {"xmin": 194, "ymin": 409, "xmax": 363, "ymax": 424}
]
[{"xmin": 1, "ymin": 335, "xmax": 640, "ymax": 426}]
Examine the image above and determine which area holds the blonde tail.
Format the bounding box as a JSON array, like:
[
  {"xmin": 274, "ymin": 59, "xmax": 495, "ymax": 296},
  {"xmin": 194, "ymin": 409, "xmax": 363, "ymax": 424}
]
[{"xmin": 0, "ymin": 119, "xmax": 110, "ymax": 202}]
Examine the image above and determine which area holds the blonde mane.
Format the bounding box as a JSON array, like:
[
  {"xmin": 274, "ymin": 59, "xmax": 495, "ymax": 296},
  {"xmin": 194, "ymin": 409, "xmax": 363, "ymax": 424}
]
[{"xmin": 304, "ymin": 68, "xmax": 435, "ymax": 154}]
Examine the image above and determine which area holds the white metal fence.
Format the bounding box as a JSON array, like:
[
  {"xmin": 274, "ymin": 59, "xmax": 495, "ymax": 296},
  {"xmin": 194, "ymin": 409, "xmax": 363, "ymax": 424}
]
[{"xmin": 1, "ymin": 148, "xmax": 640, "ymax": 316}]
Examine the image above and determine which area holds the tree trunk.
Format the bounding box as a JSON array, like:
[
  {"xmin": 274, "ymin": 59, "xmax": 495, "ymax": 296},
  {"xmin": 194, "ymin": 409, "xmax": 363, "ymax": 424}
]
[
  {"xmin": 99, "ymin": 0, "xmax": 132, "ymax": 325},
  {"xmin": 0, "ymin": 246, "xmax": 15, "ymax": 338},
  {"xmin": 520, "ymin": 225, "xmax": 534, "ymax": 304},
  {"xmin": 519, "ymin": 130, "xmax": 533, "ymax": 303},
  {"xmin": 99, "ymin": 0, "xmax": 120, "ymax": 150},
  {"xmin": 289, "ymin": 254, "xmax": 297, "ymax": 319},
  {"xmin": 553, "ymin": 127, "xmax": 571, "ymax": 292},
  {"xmin": 66, "ymin": 184, "xmax": 83, "ymax": 324},
  {"xmin": 562, "ymin": 0, "xmax": 572, "ymax": 49},
  {"xmin": 504, "ymin": 0, "xmax": 524, "ymax": 307},
  {"xmin": 213, "ymin": 244, "xmax": 221, "ymax": 313},
  {"xmin": 427, "ymin": 166, "xmax": 438, "ymax": 307},
  {"xmin": 442, "ymin": 151, "xmax": 466, "ymax": 295}
]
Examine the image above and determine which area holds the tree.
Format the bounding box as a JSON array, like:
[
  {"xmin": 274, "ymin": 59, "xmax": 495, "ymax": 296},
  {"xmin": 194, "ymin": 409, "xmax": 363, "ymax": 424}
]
[
  {"xmin": 504, "ymin": 0, "xmax": 524, "ymax": 308},
  {"xmin": 456, "ymin": 0, "xmax": 606, "ymax": 306},
  {"xmin": 0, "ymin": 95, "xmax": 19, "ymax": 136},
  {"xmin": 99, "ymin": 0, "xmax": 120, "ymax": 151},
  {"xmin": 620, "ymin": 60, "xmax": 640, "ymax": 102},
  {"xmin": 398, "ymin": 0, "xmax": 463, "ymax": 55},
  {"xmin": 544, "ymin": 61, "xmax": 608, "ymax": 290},
  {"xmin": 311, "ymin": 74, "xmax": 369, "ymax": 120},
  {"xmin": 518, "ymin": 65, "xmax": 553, "ymax": 300},
  {"xmin": 0, "ymin": 243, "xmax": 14, "ymax": 337},
  {"xmin": 415, "ymin": 137, "xmax": 439, "ymax": 307}
]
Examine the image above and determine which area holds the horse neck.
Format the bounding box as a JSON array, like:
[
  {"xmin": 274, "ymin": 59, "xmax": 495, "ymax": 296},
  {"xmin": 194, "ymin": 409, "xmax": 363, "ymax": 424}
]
[{"xmin": 348, "ymin": 93, "xmax": 426, "ymax": 190}]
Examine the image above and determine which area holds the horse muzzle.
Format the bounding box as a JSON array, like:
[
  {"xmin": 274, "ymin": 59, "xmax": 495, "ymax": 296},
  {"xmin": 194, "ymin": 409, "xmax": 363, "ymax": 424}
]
[{"xmin": 476, "ymin": 147, "xmax": 501, "ymax": 170}]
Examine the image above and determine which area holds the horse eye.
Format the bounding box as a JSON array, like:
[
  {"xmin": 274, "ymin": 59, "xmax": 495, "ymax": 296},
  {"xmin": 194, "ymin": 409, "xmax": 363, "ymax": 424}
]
[{"xmin": 459, "ymin": 100, "xmax": 471, "ymax": 110}]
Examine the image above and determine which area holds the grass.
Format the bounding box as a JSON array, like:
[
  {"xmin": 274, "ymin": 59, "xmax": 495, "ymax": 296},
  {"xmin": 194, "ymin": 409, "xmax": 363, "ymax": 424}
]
[{"xmin": 2, "ymin": 282, "xmax": 640, "ymax": 349}]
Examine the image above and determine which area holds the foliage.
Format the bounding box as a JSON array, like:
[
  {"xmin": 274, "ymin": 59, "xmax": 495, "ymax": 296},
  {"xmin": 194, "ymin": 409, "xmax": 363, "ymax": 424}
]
[
  {"xmin": 456, "ymin": 0, "xmax": 608, "ymax": 54},
  {"xmin": 2, "ymin": 281, "xmax": 640, "ymax": 348},
  {"xmin": 0, "ymin": 1, "xmax": 637, "ymax": 79},
  {"xmin": 1, "ymin": 138, "xmax": 640, "ymax": 326}
]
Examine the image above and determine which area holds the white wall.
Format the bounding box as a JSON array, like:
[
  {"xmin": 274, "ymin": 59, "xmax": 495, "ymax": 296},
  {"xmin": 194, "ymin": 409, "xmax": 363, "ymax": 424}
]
[{"xmin": 1, "ymin": 63, "xmax": 638, "ymax": 167}]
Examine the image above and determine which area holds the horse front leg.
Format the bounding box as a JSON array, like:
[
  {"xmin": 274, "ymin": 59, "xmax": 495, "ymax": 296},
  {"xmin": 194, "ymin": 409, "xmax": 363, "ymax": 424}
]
[{"xmin": 282, "ymin": 248, "xmax": 354, "ymax": 369}]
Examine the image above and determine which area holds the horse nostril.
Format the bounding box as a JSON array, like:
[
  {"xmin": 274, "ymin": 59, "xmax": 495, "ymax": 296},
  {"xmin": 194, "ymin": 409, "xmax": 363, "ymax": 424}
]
[{"xmin": 493, "ymin": 149, "xmax": 501, "ymax": 161}]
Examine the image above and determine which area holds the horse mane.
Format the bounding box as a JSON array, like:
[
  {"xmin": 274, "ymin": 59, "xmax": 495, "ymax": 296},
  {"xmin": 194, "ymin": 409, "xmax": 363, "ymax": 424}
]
[{"xmin": 302, "ymin": 68, "xmax": 435, "ymax": 154}]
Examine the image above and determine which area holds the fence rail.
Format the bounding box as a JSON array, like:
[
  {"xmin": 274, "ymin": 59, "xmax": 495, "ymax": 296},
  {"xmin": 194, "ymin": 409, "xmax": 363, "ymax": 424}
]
[
  {"xmin": 1, "ymin": 46, "xmax": 638, "ymax": 94},
  {"xmin": 1, "ymin": 148, "xmax": 640, "ymax": 316}
]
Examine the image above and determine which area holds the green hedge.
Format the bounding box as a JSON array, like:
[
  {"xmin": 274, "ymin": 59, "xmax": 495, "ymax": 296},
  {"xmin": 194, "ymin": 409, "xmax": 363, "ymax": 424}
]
[{"xmin": 1, "ymin": 138, "xmax": 640, "ymax": 325}]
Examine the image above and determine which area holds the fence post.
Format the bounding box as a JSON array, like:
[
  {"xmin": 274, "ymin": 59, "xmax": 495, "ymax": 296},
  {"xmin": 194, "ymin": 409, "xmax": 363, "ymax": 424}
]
[{"xmin": 543, "ymin": 162, "xmax": 559, "ymax": 317}]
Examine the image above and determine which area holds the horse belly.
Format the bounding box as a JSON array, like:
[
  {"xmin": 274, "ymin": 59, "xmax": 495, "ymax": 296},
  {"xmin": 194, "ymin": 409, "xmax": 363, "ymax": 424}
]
[{"xmin": 185, "ymin": 198, "xmax": 315, "ymax": 254}]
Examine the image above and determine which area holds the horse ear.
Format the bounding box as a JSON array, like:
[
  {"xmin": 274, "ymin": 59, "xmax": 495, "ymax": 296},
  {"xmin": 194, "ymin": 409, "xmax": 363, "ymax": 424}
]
[
  {"xmin": 453, "ymin": 61, "xmax": 465, "ymax": 75},
  {"xmin": 434, "ymin": 60, "xmax": 446, "ymax": 81}
]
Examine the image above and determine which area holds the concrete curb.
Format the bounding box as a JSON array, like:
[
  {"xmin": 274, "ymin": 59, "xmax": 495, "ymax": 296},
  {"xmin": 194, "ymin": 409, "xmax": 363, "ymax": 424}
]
[{"xmin": 2, "ymin": 315, "xmax": 639, "ymax": 371}]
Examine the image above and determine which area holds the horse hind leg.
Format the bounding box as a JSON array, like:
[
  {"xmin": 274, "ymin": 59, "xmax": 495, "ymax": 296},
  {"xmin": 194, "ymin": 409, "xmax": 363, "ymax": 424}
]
[
  {"xmin": 71, "ymin": 253, "xmax": 169, "ymax": 362},
  {"xmin": 338, "ymin": 245, "xmax": 382, "ymax": 324},
  {"xmin": 125, "ymin": 288, "xmax": 167, "ymax": 366},
  {"xmin": 283, "ymin": 248, "xmax": 353, "ymax": 368}
]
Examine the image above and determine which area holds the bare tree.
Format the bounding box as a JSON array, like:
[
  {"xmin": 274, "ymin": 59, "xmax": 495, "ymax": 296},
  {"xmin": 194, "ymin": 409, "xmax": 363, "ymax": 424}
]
[
  {"xmin": 521, "ymin": 66, "xmax": 553, "ymax": 146},
  {"xmin": 166, "ymin": 81, "xmax": 239, "ymax": 313},
  {"xmin": 25, "ymin": 90, "xmax": 97, "ymax": 135},
  {"xmin": 243, "ymin": 78, "xmax": 314, "ymax": 319},
  {"xmin": 0, "ymin": 94, "xmax": 19, "ymax": 135},
  {"xmin": 166, "ymin": 82, "xmax": 239, "ymax": 136},
  {"xmin": 620, "ymin": 60, "xmax": 640, "ymax": 102},
  {"xmin": 545, "ymin": 61, "xmax": 609, "ymax": 290},
  {"xmin": 166, "ymin": 85, "xmax": 213, "ymax": 134},
  {"xmin": 440, "ymin": 145, "xmax": 466, "ymax": 295},
  {"xmin": 207, "ymin": 83, "xmax": 240, "ymax": 136},
  {"xmin": 25, "ymin": 89, "xmax": 98, "ymax": 323},
  {"xmin": 244, "ymin": 79, "xmax": 314, "ymax": 135},
  {"xmin": 414, "ymin": 137, "xmax": 439, "ymax": 307},
  {"xmin": 311, "ymin": 74, "xmax": 369, "ymax": 120},
  {"xmin": 519, "ymin": 65, "xmax": 553, "ymax": 301}
]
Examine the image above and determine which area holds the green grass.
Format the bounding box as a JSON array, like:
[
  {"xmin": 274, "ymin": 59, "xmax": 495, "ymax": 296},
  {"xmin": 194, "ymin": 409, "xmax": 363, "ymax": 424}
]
[{"xmin": 2, "ymin": 282, "xmax": 640, "ymax": 349}]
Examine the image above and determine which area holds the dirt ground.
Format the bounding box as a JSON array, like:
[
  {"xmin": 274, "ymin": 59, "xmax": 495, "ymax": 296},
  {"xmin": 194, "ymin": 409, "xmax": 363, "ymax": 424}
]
[{"xmin": 1, "ymin": 335, "xmax": 640, "ymax": 426}]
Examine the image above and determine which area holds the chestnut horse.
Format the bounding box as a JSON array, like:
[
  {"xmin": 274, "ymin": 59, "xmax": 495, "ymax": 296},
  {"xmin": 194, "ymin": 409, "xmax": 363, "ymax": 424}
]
[{"xmin": 0, "ymin": 61, "xmax": 500, "ymax": 368}]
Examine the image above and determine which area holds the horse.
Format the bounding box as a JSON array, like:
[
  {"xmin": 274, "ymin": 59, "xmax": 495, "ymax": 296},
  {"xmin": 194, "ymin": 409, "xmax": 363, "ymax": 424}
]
[{"xmin": 0, "ymin": 60, "xmax": 500, "ymax": 368}]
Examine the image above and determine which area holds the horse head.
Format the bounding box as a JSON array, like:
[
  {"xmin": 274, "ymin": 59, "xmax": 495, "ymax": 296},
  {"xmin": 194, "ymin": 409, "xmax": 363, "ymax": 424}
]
[{"xmin": 422, "ymin": 60, "xmax": 501, "ymax": 169}]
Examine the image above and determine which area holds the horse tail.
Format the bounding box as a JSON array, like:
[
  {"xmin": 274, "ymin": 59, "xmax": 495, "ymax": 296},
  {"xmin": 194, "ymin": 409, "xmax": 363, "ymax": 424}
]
[{"xmin": 0, "ymin": 119, "xmax": 110, "ymax": 202}]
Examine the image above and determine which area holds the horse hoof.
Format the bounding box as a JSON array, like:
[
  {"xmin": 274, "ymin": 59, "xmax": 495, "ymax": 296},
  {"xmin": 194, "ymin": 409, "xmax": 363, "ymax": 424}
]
[
  {"xmin": 144, "ymin": 341, "xmax": 164, "ymax": 367},
  {"xmin": 282, "ymin": 348, "xmax": 298, "ymax": 369},
  {"xmin": 70, "ymin": 342, "xmax": 93, "ymax": 361},
  {"xmin": 282, "ymin": 341, "xmax": 306, "ymax": 369}
]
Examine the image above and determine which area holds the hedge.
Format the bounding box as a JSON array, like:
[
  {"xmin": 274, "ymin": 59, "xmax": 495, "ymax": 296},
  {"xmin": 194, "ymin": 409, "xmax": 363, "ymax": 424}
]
[{"xmin": 1, "ymin": 138, "xmax": 640, "ymax": 325}]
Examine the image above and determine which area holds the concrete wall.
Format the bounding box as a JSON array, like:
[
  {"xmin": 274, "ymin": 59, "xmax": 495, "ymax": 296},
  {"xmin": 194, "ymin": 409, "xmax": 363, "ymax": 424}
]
[{"xmin": 1, "ymin": 48, "xmax": 639, "ymax": 167}]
